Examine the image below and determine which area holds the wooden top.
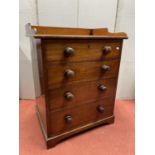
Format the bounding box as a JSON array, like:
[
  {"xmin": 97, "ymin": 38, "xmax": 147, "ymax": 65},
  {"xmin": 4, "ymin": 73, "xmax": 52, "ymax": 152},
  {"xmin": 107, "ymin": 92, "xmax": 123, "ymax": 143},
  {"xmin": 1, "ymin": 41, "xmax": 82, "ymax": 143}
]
[{"xmin": 26, "ymin": 23, "xmax": 128, "ymax": 39}]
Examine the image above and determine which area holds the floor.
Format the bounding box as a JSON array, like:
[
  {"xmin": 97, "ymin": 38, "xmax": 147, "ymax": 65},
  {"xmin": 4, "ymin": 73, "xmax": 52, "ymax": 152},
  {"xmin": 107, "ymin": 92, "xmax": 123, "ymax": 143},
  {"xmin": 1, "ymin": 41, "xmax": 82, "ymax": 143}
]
[{"xmin": 19, "ymin": 100, "xmax": 134, "ymax": 155}]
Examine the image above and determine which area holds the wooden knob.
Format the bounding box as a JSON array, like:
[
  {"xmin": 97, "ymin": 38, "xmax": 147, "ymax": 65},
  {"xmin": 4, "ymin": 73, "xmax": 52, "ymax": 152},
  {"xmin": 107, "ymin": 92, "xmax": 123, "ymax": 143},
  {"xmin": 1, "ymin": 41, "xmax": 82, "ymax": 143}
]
[
  {"xmin": 97, "ymin": 105, "xmax": 104, "ymax": 113},
  {"xmin": 64, "ymin": 69, "xmax": 75, "ymax": 78},
  {"xmin": 103, "ymin": 46, "xmax": 112, "ymax": 54},
  {"xmin": 65, "ymin": 115, "xmax": 73, "ymax": 123},
  {"xmin": 65, "ymin": 92, "xmax": 74, "ymax": 100},
  {"xmin": 98, "ymin": 85, "xmax": 107, "ymax": 91},
  {"xmin": 64, "ymin": 47, "xmax": 75, "ymax": 57},
  {"xmin": 101, "ymin": 65, "xmax": 110, "ymax": 72}
]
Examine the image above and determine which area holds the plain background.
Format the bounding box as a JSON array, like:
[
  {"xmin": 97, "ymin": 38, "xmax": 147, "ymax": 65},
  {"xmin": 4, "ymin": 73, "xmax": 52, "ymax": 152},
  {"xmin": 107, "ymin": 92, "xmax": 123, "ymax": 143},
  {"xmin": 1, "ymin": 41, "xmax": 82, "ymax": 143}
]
[{"xmin": 19, "ymin": 0, "xmax": 135, "ymax": 100}]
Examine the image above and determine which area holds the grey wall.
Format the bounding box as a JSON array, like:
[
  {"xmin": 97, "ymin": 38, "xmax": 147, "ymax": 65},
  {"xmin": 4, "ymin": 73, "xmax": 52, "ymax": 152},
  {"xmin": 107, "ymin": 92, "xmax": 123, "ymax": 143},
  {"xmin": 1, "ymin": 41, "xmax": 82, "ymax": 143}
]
[
  {"xmin": 19, "ymin": 0, "xmax": 37, "ymax": 99},
  {"xmin": 19, "ymin": 0, "xmax": 135, "ymax": 100},
  {"xmin": 115, "ymin": 0, "xmax": 135, "ymax": 99}
]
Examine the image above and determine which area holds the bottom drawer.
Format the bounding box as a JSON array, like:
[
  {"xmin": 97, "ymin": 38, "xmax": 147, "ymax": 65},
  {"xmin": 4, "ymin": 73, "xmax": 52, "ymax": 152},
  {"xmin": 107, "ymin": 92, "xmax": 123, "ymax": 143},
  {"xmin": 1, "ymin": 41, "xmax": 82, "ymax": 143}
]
[{"xmin": 49, "ymin": 97, "xmax": 114, "ymax": 136}]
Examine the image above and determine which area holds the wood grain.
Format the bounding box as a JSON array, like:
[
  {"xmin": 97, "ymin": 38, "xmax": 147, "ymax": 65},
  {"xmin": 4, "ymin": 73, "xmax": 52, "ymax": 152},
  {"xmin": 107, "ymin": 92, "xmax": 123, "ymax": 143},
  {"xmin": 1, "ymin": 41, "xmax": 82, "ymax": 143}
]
[
  {"xmin": 36, "ymin": 105, "xmax": 114, "ymax": 148},
  {"xmin": 32, "ymin": 25, "xmax": 91, "ymax": 35},
  {"xmin": 49, "ymin": 98, "xmax": 114, "ymax": 136},
  {"xmin": 47, "ymin": 59, "xmax": 120, "ymax": 86},
  {"xmin": 26, "ymin": 23, "xmax": 128, "ymax": 39},
  {"xmin": 48, "ymin": 78, "xmax": 117, "ymax": 111},
  {"xmin": 43, "ymin": 39, "xmax": 122, "ymax": 62}
]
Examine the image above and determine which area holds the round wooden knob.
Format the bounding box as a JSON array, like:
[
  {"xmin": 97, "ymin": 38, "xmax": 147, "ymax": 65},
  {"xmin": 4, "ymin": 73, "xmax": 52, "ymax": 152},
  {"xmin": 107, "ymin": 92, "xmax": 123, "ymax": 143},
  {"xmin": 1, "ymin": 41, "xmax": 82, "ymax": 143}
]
[
  {"xmin": 98, "ymin": 85, "xmax": 107, "ymax": 91},
  {"xmin": 97, "ymin": 105, "xmax": 104, "ymax": 113},
  {"xmin": 65, "ymin": 92, "xmax": 74, "ymax": 100},
  {"xmin": 103, "ymin": 46, "xmax": 112, "ymax": 54},
  {"xmin": 65, "ymin": 115, "xmax": 73, "ymax": 123},
  {"xmin": 64, "ymin": 69, "xmax": 75, "ymax": 78},
  {"xmin": 64, "ymin": 47, "xmax": 75, "ymax": 57},
  {"xmin": 101, "ymin": 65, "xmax": 110, "ymax": 72}
]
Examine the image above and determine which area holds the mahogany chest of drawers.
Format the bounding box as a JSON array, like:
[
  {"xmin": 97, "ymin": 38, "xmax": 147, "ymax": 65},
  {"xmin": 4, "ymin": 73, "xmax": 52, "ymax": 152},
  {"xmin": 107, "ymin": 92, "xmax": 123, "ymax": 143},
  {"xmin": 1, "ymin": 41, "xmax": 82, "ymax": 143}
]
[{"xmin": 26, "ymin": 23, "xmax": 127, "ymax": 148}]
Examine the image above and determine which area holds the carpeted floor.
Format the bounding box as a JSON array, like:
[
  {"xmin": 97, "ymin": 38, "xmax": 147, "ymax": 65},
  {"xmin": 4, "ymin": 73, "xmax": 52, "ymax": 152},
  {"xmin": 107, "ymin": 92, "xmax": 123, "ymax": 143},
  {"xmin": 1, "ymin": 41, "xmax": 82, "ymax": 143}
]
[{"xmin": 19, "ymin": 100, "xmax": 134, "ymax": 155}]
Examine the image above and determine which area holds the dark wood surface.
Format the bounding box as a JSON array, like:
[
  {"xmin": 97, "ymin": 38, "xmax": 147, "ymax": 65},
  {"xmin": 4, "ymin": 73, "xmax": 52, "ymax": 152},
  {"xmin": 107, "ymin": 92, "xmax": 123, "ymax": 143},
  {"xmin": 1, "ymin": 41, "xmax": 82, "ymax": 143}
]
[
  {"xmin": 47, "ymin": 59, "xmax": 120, "ymax": 86},
  {"xmin": 48, "ymin": 78, "xmax": 117, "ymax": 111},
  {"xmin": 36, "ymin": 105, "xmax": 114, "ymax": 148},
  {"xmin": 32, "ymin": 25, "xmax": 91, "ymax": 35},
  {"xmin": 49, "ymin": 98, "xmax": 114, "ymax": 136},
  {"xmin": 26, "ymin": 23, "xmax": 128, "ymax": 39},
  {"xmin": 43, "ymin": 39, "xmax": 122, "ymax": 62},
  {"xmin": 26, "ymin": 23, "xmax": 127, "ymax": 148}
]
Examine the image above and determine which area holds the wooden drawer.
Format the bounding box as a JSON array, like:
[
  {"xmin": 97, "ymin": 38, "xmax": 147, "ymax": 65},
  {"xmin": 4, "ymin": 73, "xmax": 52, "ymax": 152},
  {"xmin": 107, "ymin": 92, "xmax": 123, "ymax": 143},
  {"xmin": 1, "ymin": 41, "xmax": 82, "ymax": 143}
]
[
  {"xmin": 47, "ymin": 59, "xmax": 120, "ymax": 86},
  {"xmin": 43, "ymin": 39, "xmax": 122, "ymax": 62},
  {"xmin": 49, "ymin": 98, "xmax": 114, "ymax": 136},
  {"xmin": 48, "ymin": 78, "xmax": 117, "ymax": 111}
]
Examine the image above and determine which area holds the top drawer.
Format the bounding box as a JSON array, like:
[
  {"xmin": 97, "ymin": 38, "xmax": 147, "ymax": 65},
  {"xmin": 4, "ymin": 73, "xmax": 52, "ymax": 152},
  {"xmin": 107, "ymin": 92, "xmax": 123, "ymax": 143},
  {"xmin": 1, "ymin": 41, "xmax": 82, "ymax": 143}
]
[{"xmin": 43, "ymin": 39, "xmax": 122, "ymax": 62}]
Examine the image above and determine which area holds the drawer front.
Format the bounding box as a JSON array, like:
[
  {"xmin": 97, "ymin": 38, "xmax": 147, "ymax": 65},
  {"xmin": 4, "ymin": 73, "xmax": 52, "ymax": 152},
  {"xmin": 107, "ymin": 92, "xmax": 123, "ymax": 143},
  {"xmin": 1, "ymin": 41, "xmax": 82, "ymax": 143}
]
[
  {"xmin": 47, "ymin": 59, "xmax": 120, "ymax": 86},
  {"xmin": 43, "ymin": 39, "xmax": 122, "ymax": 62},
  {"xmin": 49, "ymin": 98, "xmax": 114, "ymax": 136},
  {"xmin": 48, "ymin": 78, "xmax": 117, "ymax": 110}
]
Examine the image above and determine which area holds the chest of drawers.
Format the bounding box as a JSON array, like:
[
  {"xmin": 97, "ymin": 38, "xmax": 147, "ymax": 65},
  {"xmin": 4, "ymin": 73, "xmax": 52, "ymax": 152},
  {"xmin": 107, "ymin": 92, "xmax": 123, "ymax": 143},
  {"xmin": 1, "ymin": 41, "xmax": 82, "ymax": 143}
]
[{"xmin": 26, "ymin": 23, "xmax": 127, "ymax": 148}]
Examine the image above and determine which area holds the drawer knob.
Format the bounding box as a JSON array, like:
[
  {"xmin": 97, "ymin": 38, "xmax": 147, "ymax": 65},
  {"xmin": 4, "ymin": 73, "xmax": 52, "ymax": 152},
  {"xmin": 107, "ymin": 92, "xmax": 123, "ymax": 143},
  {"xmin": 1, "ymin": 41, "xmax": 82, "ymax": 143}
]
[
  {"xmin": 65, "ymin": 115, "xmax": 73, "ymax": 123},
  {"xmin": 98, "ymin": 85, "xmax": 107, "ymax": 91},
  {"xmin": 101, "ymin": 65, "xmax": 110, "ymax": 72},
  {"xmin": 65, "ymin": 92, "xmax": 74, "ymax": 100},
  {"xmin": 97, "ymin": 105, "xmax": 105, "ymax": 113},
  {"xmin": 103, "ymin": 46, "xmax": 112, "ymax": 54},
  {"xmin": 64, "ymin": 47, "xmax": 75, "ymax": 57},
  {"xmin": 65, "ymin": 69, "xmax": 75, "ymax": 78}
]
